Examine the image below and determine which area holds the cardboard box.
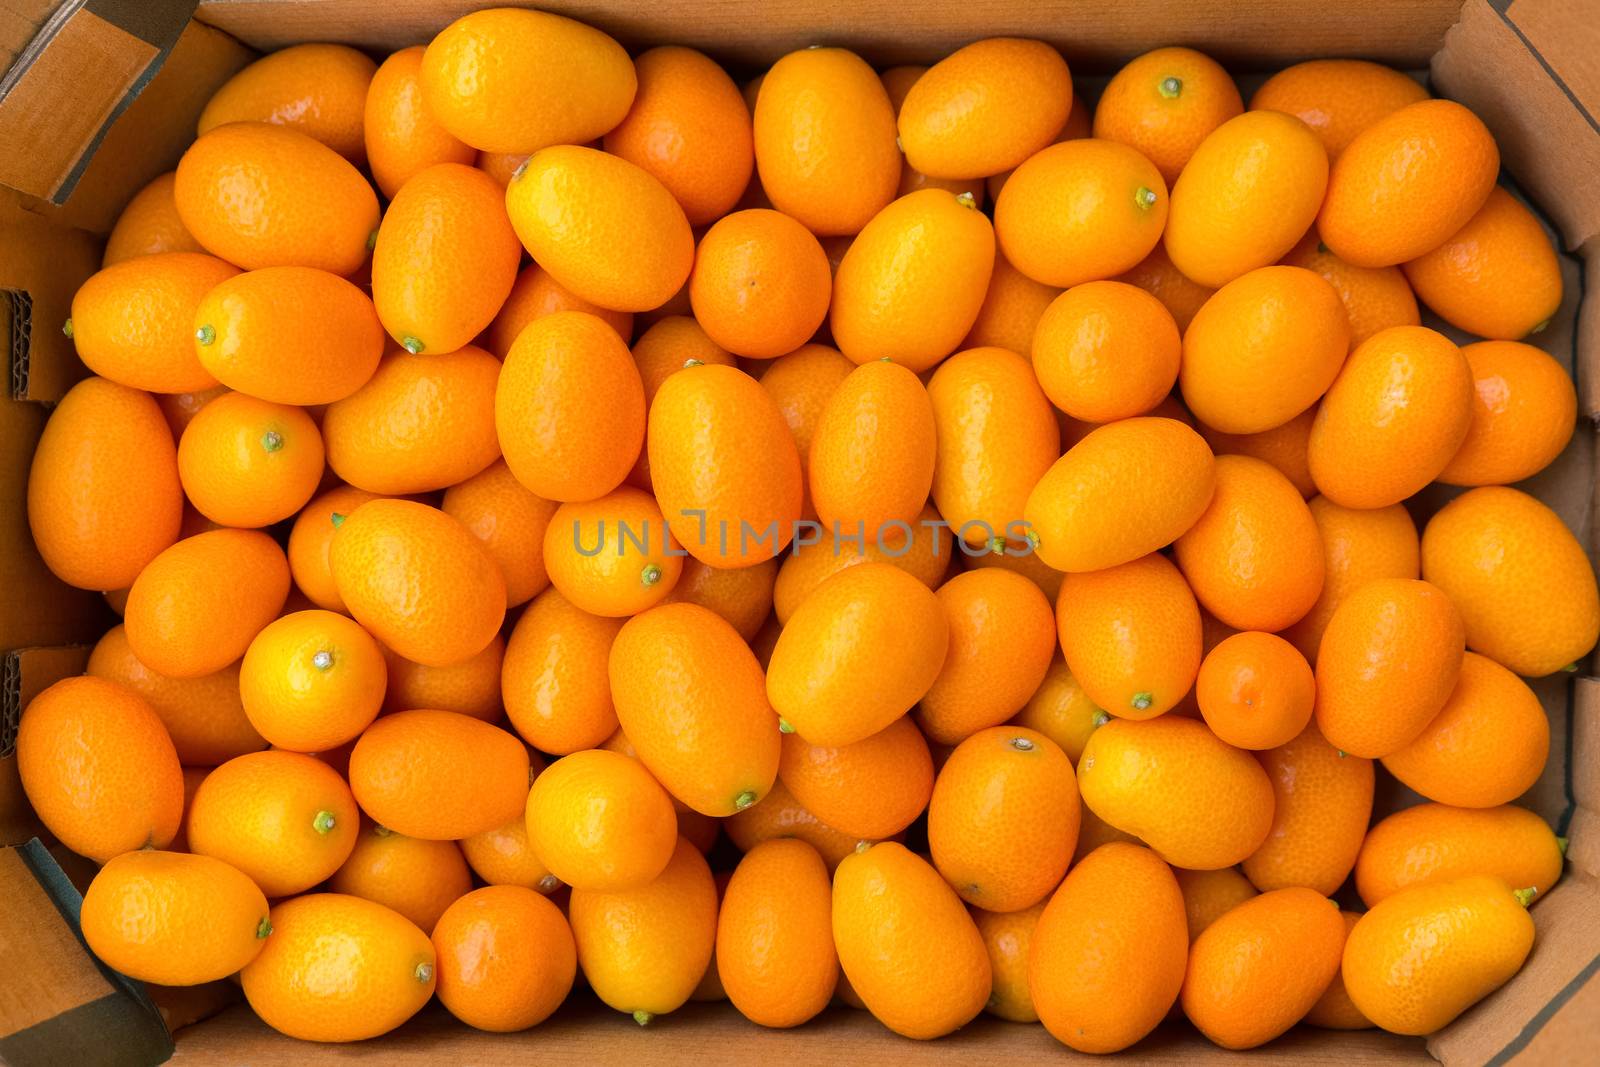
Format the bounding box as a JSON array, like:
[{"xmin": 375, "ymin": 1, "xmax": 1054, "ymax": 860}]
[{"xmin": 1, "ymin": 1, "xmax": 1596, "ymax": 1062}]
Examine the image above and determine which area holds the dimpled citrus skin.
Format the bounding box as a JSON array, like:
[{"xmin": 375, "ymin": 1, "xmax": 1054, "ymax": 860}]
[
  {"xmin": 724, "ymin": 778, "xmax": 866, "ymax": 873},
  {"xmin": 1196, "ymin": 632, "xmax": 1316, "ymax": 750},
  {"xmin": 506, "ymin": 146, "xmax": 692, "ymax": 313},
  {"xmin": 324, "ymin": 346, "xmax": 502, "ymax": 494},
  {"xmin": 920, "ymin": 570, "xmax": 1057, "ymax": 744},
  {"xmin": 372, "ymin": 163, "xmax": 520, "ymax": 355},
  {"xmin": 717, "ymin": 839, "xmax": 838, "ymax": 1028},
  {"xmin": 27, "ymin": 377, "xmax": 181, "ymax": 591},
  {"xmin": 331, "ymin": 499, "xmax": 506, "ymax": 668},
  {"xmin": 756, "ymin": 345, "xmax": 852, "ymax": 501},
  {"xmin": 82, "ymin": 850, "xmax": 269, "ymax": 985},
  {"xmin": 1438, "ymin": 341, "xmax": 1576, "ymax": 487},
  {"xmin": 1306, "ymin": 911, "xmax": 1374, "ymax": 1029},
  {"xmin": 983, "ymin": 90, "xmax": 1092, "ymax": 202},
  {"xmin": 1181, "ymin": 887, "xmax": 1347, "ymax": 1049},
  {"xmin": 487, "ymin": 264, "xmax": 634, "ymax": 357},
  {"xmin": 1174, "ymin": 867, "xmax": 1258, "ymax": 941},
  {"xmin": 648, "ymin": 364, "xmax": 803, "ymax": 567},
  {"xmin": 1404, "ymin": 187, "xmax": 1562, "ymax": 341},
  {"xmin": 503, "ymin": 587, "xmax": 623, "ymax": 754},
  {"xmin": 17, "ymin": 676, "xmax": 183, "ymax": 863},
  {"xmin": 1174, "ymin": 455, "xmax": 1325, "ymax": 631},
  {"xmin": 1025, "ymin": 417, "xmax": 1215, "ymax": 573},
  {"xmin": 1164, "ymin": 111, "xmax": 1328, "ymax": 288},
  {"xmin": 87, "ymin": 624, "xmax": 264, "ymax": 765},
  {"xmin": 430, "ymin": 886, "xmax": 575, "ymax": 1033},
  {"xmin": 1198, "ymin": 407, "xmax": 1318, "ymax": 498},
  {"xmin": 193, "ymin": 266, "xmax": 384, "ymax": 406},
  {"xmin": 1094, "ymin": 47, "xmax": 1243, "ymax": 185},
  {"xmin": 1384, "ymin": 652, "xmax": 1549, "ymax": 809},
  {"xmin": 830, "ymin": 189, "xmax": 995, "ymax": 371},
  {"xmin": 973, "ymin": 902, "xmax": 1044, "ymax": 1022},
  {"xmin": 1283, "ymin": 497, "xmax": 1420, "ymax": 664},
  {"xmin": 1115, "ymin": 242, "xmax": 1215, "ymax": 332},
  {"xmin": 660, "ymin": 557, "xmax": 776, "ymax": 641},
  {"xmin": 177, "ymin": 392, "xmax": 323, "ymax": 528},
  {"xmin": 382, "ymin": 634, "xmax": 503, "ymax": 721},
  {"xmin": 1057, "ymin": 553, "xmax": 1201, "ymax": 720},
  {"xmin": 772, "ymin": 503, "xmax": 952, "ymax": 623},
  {"xmin": 1033, "ymin": 282, "xmax": 1181, "ymax": 424},
  {"xmin": 460, "ymin": 814, "xmax": 559, "ymax": 892},
  {"xmin": 187, "ymin": 750, "xmax": 358, "ymax": 896},
  {"xmin": 778, "ymin": 716, "xmax": 933, "ymax": 840},
  {"xmin": 1319, "ymin": 99, "xmax": 1500, "ymax": 268},
  {"xmin": 1180, "ymin": 266, "xmax": 1350, "ymax": 435},
  {"xmin": 364, "ymin": 46, "xmax": 474, "ymax": 199},
  {"xmin": 1009, "ymin": 656, "xmax": 1100, "ymax": 762},
  {"xmin": 833, "ymin": 842, "xmax": 990, "ymax": 1039},
  {"xmin": 103, "ymin": 172, "xmax": 204, "ymax": 266},
  {"xmin": 767, "ymin": 562, "xmax": 950, "ymax": 747},
  {"xmin": 995, "ymin": 139, "xmax": 1167, "ymax": 289},
  {"xmin": 962, "ymin": 251, "xmax": 1063, "ymax": 354},
  {"xmin": 442, "ymin": 459, "xmax": 557, "ymax": 608},
  {"xmin": 70, "ymin": 253, "xmax": 236, "ymax": 393},
  {"xmin": 419, "ymin": 8, "xmax": 634, "ymax": 154},
  {"xmin": 239, "ymin": 609, "xmax": 386, "ymax": 753},
  {"xmin": 570, "ymin": 837, "xmax": 718, "ymax": 1022},
  {"xmin": 625, "ymin": 317, "xmax": 736, "ymax": 490},
  {"xmin": 350, "ymin": 710, "xmax": 529, "ymax": 840},
  {"xmin": 753, "ymin": 47, "xmax": 898, "ymax": 236},
  {"xmin": 287, "ymin": 485, "xmax": 385, "ymax": 613},
  {"xmin": 1249, "ymin": 59, "xmax": 1429, "ymax": 159},
  {"xmin": 174, "ymin": 122, "xmax": 378, "ymax": 275},
  {"xmin": 1342, "ymin": 876, "xmax": 1535, "ymax": 1035},
  {"xmin": 199, "ymin": 43, "xmax": 375, "ymax": 162},
  {"xmin": 1314, "ymin": 578, "xmax": 1465, "ymax": 759},
  {"xmin": 609, "ymin": 603, "xmax": 780, "ymax": 815},
  {"xmin": 329, "ymin": 821, "xmax": 472, "ymax": 936},
  {"xmin": 497, "ymin": 310, "xmax": 645, "ymax": 504},
  {"xmin": 124, "ymin": 529, "xmax": 290, "ymax": 678},
  {"xmin": 1423, "ymin": 487, "xmax": 1600, "ymax": 677},
  {"xmin": 1356, "ymin": 804, "xmax": 1564, "ymax": 908},
  {"xmin": 809, "ymin": 360, "xmax": 937, "ymax": 532},
  {"xmin": 898, "ymin": 38, "xmax": 1071, "ymax": 179},
  {"xmin": 927, "ymin": 347, "xmax": 1059, "ymax": 544},
  {"xmin": 1078, "ymin": 716, "xmax": 1274, "ymax": 870},
  {"xmin": 525, "ymin": 749, "xmax": 677, "ymax": 890},
  {"xmin": 605, "ymin": 45, "xmax": 753, "ymax": 227},
  {"xmin": 242, "ymin": 893, "xmax": 436, "ymax": 1043},
  {"xmin": 1309, "ymin": 325, "xmax": 1473, "ymax": 508},
  {"xmin": 690, "ymin": 209, "xmax": 830, "ymax": 358},
  {"xmin": 1279, "ymin": 231, "xmax": 1421, "ymax": 346},
  {"xmin": 929, "ymin": 726, "xmax": 1080, "ymax": 912},
  {"xmin": 1243, "ymin": 724, "xmax": 1374, "ymax": 894},
  {"xmin": 1031, "ymin": 843, "xmax": 1187, "ymax": 1052}
]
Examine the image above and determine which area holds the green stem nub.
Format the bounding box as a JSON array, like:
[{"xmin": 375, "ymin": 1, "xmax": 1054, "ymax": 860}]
[
  {"xmin": 195, "ymin": 324, "xmax": 215, "ymax": 346},
  {"xmin": 778, "ymin": 718, "xmax": 795, "ymax": 734},
  {"xmin": 538, "ymin": 873, "xmax": 561, "ymax": 893},
  {"xmin": 734, "ymin": 790, "xmax": 758, "ymax": 811},
  {"xmin": 401, "ymin": 335, "xmax": 425, "ymax": 354},
  {"xmin": 374, "ymin": 824, "xmax": 393, "ymax": 837},
  {"xmin": 956, "ymin": 191, "xmax": 978, "ymax": 210},
  {"xmin": 1337, "ymin": 750, "xmax": 1348, "ymax": 758},
  {"xmin": 366, "ymin": 229, "xmax": 379, "ymax": 251},
  {"xmin": 1563, "ymin": 662, "xmax": 1579, "ymax": 673},
  {"xmin": 312, "ymin": 650, "xmax": 333, "ymax": 671},
  {"xmin": 1131, "ymin": 692, "xmax": 1153, "ymax": 711},
  {"xmin": 1558, "ymin": 836, "xmax": 1570, "ymax": 856},
  {"xmin": 1158, "ymin": 75, "xmax": 1182, "ymax": 98},
  {"xmin": 1532, "ymin": 318, "xmax": 1551, "ymax": 334},
  {"xmin": 1025, "ymin": 530, "xmax": 1042, "ymax": 551},
  {"xmin": 1092, "ymin": 710, "xmax": 1111, "ymax": 727},
  {"xmin": 1513, "ymin": 886, "xmax": 1538, "ymax": 908},
  {"xmin": 640, "ymin": 563, "xmax": 663, "ymax": 586},
  {"xmin": 988, "ymin": 536, "xmax": 1006, "ymax": 556},
  {"xmin": 1135, "ymin": 187, "xmax": 1158, "ymax": 211},
  {"xmin": 330, "ymin": 512, "xmax": 346, "ymax": 528},
  {"xmin": 1010, "ymin": 736, "xmax": 1036, "ymax": 752},
  {"xmin": 62, "ymin": 318, "xmax": 74, "ymax": 339},
  {"xmin": 415, "ymin": 961, "xmax": 434, "ymax": 984},
  {"xmin": 633, "ymin": 1010, "xmax": 654, "ymax": 1027},
  {"xmin": 854, "ymin": 840, "xmax": 873, "ymax": 854},
  {"xmin": 256, "ymin": 917, "xmax": 273, "ymax": 939},
  {"xmin": 312, "ymin": 810, "xmax": 337, "ymax": 834},
  {"xmin": 260, "ymin": 430, "xmax": 284, "ymax": 453}
]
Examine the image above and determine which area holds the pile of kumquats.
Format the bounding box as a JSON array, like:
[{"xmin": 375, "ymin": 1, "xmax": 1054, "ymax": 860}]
[{"xmin": 20, "ymin": 4, "xmax": 1594, "ymax": 1053}]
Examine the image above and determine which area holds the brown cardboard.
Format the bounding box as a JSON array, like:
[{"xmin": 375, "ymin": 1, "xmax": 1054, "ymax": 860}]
[{"xmin": 0, "ymin": 0, "xmax": 1597, "ymax": 1063}]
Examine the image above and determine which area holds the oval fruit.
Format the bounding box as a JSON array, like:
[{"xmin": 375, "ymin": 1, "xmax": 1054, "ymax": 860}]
[
  {"xmin": 778, "ymin": 716, "xmax": 933, "ymax": 840},
  {"xmin": 69, "ymin": 252, "xmax": 236, "ymax": 393},
  {"xmin": 1278, "ymin": 230, "xmax": 1421, "ymax": 346},
  {"xmin": 198, "ymin": 43, "xmax": 375, "ymax": 162},
  {"xmin": 103, "ymin": 171, "xmax": 204, "ymax": 266},
  {"xmin": 1196, "ymin": 631, "xmax": 1316, "ymax": 750},
  {"xmin": 363, "ymin": 46, "xmax": 474, "ymax": 198},
  {"xmin": 1282, "ymin": 498, "xmax": 1420, "ymax": 663},
  {"xmin": 16, "ymin": 676, "xmax": 183, "ymax": 863},
  {"xmin": 609, "ymin": 603, "xmax": 780, "ymax": 815},
  {"xmin": 1078, "ymin": 716, "xmax": 1274, "ymax": 869},
  {"xmin": 1164, "ymin": 110, "xmax": 1329, "ymax": 287},
  {"xmin": 1030, "ymin": 843, "xmax": 1188, "ymax": 1053},
  {"xmin": 327, "ymin": 821, "xmax": 472, "ymax": 935},
  {"xmin": 286, "ymin": 484, "xmax": 386, "ymax": 614},
  {"xmin": 542, "ymin": 487, "xmax": 682, "ymax": 617},
  {"xmin": 1032, "ymin": 280, "xmax": 1180, "ymax": 424},
  {"xmin": 1243, "ymin": 724, "xmax": 1374, "ymax": 893},
  {"xmin": 525, "ymin": 749, "xmax": 677, "ymax": 890},
  {"xmin": 1094, "ymin": 46, "xmax": 1243, "ymax": 184},
  {"xmin": 502, "ymin": 587, "xmax": 623, "ymax": 754},
  {"xmin": 1422, "ymin": 487, "xmax": 1600, "ymax": 677},
  {"xmin": 1314, "ymin": 578, "xmax": 1465, "ymax": 759},
  {"xmin": 1356, "ymin": 804, "xmax": 1564, "ymax": 907},
  {"xmin": 717, "ymin": 839, "xmax": 838, "ymax": 1028},
  {"xmin": 432, "ymin": 886, "xmax": 576, "ymax": 1032},
  {"xmin": 1024, "ymin": 417, "xmax": 1215, "ymax": 573},
  {"xmin": 974, "ymin": 902, "xmax": 1045, "ymax": 1022},
  {"xmin": 27, "ymin": 377, "xmax": 181, "ymax": 590},
  {"xmin": 1438, "ymin": 340, "xmax": 1576, "ymax": 487},
  {"xmin": 239, "ymin": 609, "xmax": 386, "ymax": 753},
  {"xmin": 442, "ymin": 460, "xmax": 557, "ymax": 608},
  {"xmin": 830, "ymin": 188, "xmax": 995, "ymax": 371},
  {"xmin": 177, "ymin": 392, "xmax": 324, "ymax": 528},
  {"xmin": 349, "ymin": 710, "xmax": 529, "ymax": 840},
  {"xmin": 689, "ymin": 208, "xmax": 829, "ymax": 358},
  {"xmin": 1175, "ymin": 867, "xmax": 1258, "ymax": 941},
  {"xmin": 1249, "ymin": 59, "xmax": 1429, "ymax": 159},
  {"xmin": 832, "ymin": 842, "xmax": 991, "ymax": 1039},
  {"xmin": 809, "ymin": 360, "xmax": 937, "ymax": 532}
]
